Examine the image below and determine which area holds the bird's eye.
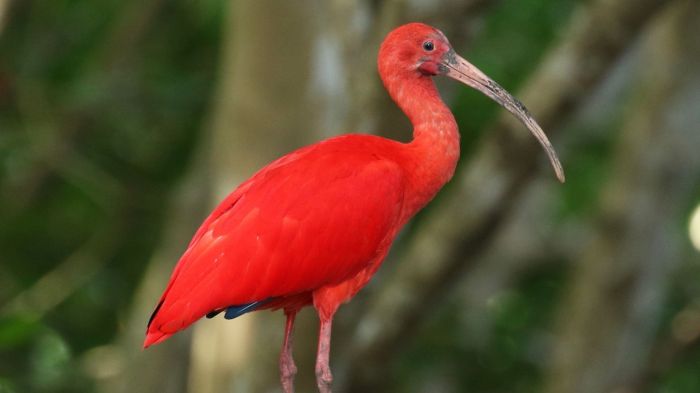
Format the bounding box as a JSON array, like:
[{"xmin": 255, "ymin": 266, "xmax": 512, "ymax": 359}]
[{"xmin": 422, "ymin": 41, "xmax": 434, "ymax": 51}]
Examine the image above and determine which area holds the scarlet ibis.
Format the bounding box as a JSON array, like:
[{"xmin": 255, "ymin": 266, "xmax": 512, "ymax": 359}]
[{"xmin": 144, "ymin": 23, "xmax": 564, "ymax": 392}]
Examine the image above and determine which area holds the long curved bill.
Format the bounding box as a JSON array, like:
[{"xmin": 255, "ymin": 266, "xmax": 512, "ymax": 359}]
[{"xmin": 440, "ymin": 51, "xmax": 565, "ymax": 183}]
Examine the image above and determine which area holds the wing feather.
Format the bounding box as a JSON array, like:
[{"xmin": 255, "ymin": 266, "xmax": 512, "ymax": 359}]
[{"xmin": 146, "ymin": 136, "xmax": 406, "ymax": 344}]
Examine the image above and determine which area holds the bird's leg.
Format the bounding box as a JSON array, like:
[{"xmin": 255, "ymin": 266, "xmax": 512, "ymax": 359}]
[
  {"xmin": 280, "ymin": 310, "xmax": 298, "ymax": 393},
  {"xmin": 315, "ymin": 316, "xmax": 334, "ymax": 393}
]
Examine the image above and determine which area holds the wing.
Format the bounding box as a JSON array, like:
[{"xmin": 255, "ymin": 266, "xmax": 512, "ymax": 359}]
[{"xmin": 145, "ymin": 136, "xmax": 406, "ymax": 345}]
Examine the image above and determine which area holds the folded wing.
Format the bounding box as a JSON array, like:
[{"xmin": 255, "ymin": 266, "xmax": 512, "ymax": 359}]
[{"xmin": 145, "ymin": 136, "xmax": 406, "ymax": 346}]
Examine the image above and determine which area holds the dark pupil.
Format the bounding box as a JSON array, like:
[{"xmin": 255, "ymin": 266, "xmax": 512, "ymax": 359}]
[{"xmin": 423, "ymin": 41, "xmax": 434, "ymax": 51}]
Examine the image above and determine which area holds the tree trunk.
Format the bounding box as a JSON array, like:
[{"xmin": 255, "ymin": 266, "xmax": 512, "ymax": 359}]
[{"xmin": 189, "ymin": 2, "xmax": 349, "ymax": 392}]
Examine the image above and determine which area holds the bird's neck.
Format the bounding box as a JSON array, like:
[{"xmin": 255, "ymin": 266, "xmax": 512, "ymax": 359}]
[{"xmin": 385, "ymin": 75, "xmax": 461, "ymax": 217}]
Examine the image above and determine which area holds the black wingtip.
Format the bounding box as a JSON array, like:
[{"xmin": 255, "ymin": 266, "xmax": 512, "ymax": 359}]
[{"xmin": 147, "ymin": 300, "xmax": 164, "ymax": 329}]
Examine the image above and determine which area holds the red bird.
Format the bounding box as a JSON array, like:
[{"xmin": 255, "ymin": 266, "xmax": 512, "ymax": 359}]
[{"xmin": 144, "ymin": 23, "xmax": 564, "ymax": 392}]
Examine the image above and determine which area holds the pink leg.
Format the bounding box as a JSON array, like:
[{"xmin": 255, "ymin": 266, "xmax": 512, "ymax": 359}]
[
  {"xmin": 280, "ymin": 310, "xmax": 298, "ymax": 393},
  {"xmin": 315, "ymin": 317, "xmax": 334, "ymax": 393}
]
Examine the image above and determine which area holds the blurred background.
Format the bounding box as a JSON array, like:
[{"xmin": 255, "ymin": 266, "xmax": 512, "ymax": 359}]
[{"xmin": 1, "ymin": 0, "xmax": 699, "ymax": 392}]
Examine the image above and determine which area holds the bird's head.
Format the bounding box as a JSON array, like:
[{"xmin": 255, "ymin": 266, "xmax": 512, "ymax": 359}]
[
  {"xmin": 378, "ymin": 23, "xmax": 453, "ymax": 81},
  {"xmin": 379, "ymin": 23, "xmax": 565, "ymax": 183}
]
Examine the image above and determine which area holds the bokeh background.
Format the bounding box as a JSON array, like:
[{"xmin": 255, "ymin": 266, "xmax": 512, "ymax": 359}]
[{"xmin": 1, "ymin": 0, "xmax": 700, "ymax": 392}]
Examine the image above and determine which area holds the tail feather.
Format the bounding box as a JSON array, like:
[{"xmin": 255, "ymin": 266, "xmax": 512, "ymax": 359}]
[
  {"xmin": 147, "ymin": 300, "xmax": 164, "ymax": 329},
  {"xmin": 143, "ymin": 329, "xmax": 171, "ymax": 348},
  {"xmin": 223, "ymin": 300, "xmax": 268, "ymax": 319},
  {"xmin": 205, "ymin": 299, "xmax": 274, "ymax": 320},
  {"xmin": 144, "ymin": 299, "xmax": 274, "ymax": 349}
]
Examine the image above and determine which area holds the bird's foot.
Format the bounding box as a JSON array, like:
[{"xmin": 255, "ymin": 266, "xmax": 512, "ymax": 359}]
[{"xmin": 315, "ymin": 363, "xmax": 333, "ymax": 393}]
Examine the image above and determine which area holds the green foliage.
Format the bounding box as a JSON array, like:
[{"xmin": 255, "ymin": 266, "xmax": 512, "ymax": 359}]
[
  {"xmin": 657, "ymin": 357, "xmax": 700, "ymax": 393},
  {"xmin": 0, "ymin": 315, "xmax": 41, "ymax": 349},
  {"xmin": 394, "ymin": 264, "xmax": 566, "ymax": 392},
  {"xmin": 557, "ymin": 124, "xmax": 616, "ymax": 217},
  {"xmin": 0, "ymin": 1, "xmax": 222, "ymax": 391}
]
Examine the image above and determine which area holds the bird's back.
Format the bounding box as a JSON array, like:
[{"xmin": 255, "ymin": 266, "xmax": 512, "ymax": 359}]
[{"xmin": 145, "ymin": 135, "xmax": 408, "ymax": 346}]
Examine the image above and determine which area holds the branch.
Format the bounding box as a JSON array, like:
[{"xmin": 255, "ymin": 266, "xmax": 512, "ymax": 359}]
[
  {"xmin": 0, "ymin": 0, "xmax": 10, "ymax": 36},
  {"xmin": 341, "ymin": 0, "xmax": 673, "ymax": 390},
  {"xmin": 100, "ymin": 154, "xmax": 210, "ymax": 393},
  {"xmin": 1, "ymin": 220, "xmax": 121, "ymax": 319}
]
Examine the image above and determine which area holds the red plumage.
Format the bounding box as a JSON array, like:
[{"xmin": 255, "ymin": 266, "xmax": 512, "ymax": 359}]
[
  {"xmin": 145, "ymin": 136, "xmax": 409, "ymax": 346},
  {"xmin": 144, "ymin": 22, "xmax": 562, "ymax": 393}
]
